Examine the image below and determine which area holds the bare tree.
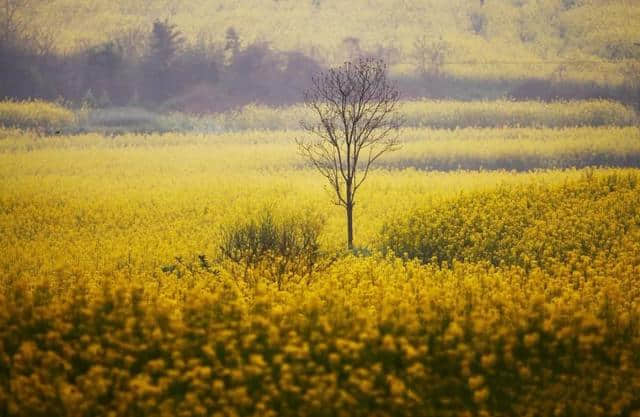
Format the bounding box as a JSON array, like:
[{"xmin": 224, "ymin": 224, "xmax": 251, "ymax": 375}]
[
  {"xmin": 1, "ymin": 0, "xmax": 25, "ymax": 43},
  {"xmin": 297, "ymin": 57, "xmax": 402, "ymax": 250},
  {"xmin": 1, "ymin": 0, "xmax": 43, "ymax": 45},
  {"xmin": 412, "ymin": 35, "xmax": 449, "ymax": 78}
]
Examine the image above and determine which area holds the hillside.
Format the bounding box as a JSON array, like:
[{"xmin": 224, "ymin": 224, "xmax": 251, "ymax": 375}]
[{"xmin": 23, "ymin": 0, "xmax": 640, "ymax": 83}]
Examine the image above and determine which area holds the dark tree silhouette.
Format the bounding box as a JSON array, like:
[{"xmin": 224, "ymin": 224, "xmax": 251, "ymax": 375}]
[
  {"xmin": 149, "ymin": 20, "xmax": 183, "ymax": 69},
  {"xmin": 297, "ymin": 57, "xmax": 402, "ymax": 250},
  {"xmin": 85, "ymin": 41, "xmax": 123, "ymax": 104},
  {"xmin": 1, "ymin": 0, "xmax": 29, "ymax": 44},
  {"xmin": 144, "ymin": 19, "xmax": 184, "ymax": 102},
  {"xmin": 224, "ymin": 27, "xmax": 240, "ymax": 55}
]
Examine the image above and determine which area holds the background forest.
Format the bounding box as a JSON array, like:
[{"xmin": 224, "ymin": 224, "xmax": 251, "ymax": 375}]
[{"xmin": 2, "ymin": 0, "xmax": 640, "ymax": 111}]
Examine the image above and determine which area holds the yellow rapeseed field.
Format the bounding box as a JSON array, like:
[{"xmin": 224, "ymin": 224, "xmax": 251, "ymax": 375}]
[
  {"xmin": 1, "ymin": 129, "xmax": 640, "ymax": 416},
  {"xmin": 0, "ymin": 101, "xmax": 77, "ymax": 131},
  {"xmin": 5, "ymin": 99, "xmax": 635, "ymax": 133},
  {"xmin": 213, "ymin": 100, "xmax": 638, "ymax": 131}
]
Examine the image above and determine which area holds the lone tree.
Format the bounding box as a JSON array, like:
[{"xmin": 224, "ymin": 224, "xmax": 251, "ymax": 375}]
[{"xmin": 298, "ymin": 57, "xmax": 402, "ymax": 250}]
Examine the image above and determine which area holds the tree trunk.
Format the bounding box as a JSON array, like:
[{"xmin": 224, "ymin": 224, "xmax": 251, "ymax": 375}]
[{"xmin": 346, "ymin": 203, "xmax": 354, "ymax": 250}]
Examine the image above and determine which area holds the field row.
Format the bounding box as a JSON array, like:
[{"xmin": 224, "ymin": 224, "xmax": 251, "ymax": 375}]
[
  {"xmin": 217, "ymin": 100, "xmax": 640, "ymax": 131},
  {"xmin": 1, "ymin": 100, "xmax": 637, "ymax": 133},
  {"xmin": 3, "ymin": 127, "xmax": 640, "ymax": 172}
]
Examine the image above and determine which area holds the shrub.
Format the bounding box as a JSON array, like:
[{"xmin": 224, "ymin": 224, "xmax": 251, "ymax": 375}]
[{"xmin": 219, "ymin": 210, "xmax": 324, "ymax": 288}]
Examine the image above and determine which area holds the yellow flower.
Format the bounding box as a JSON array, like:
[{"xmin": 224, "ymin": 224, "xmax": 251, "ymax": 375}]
[
  {"xmin": 524, "ymin": 333, "xmax": 539, "ymax": 348},
  {"xmin": 387, "ymin": 375, "xmax": 406, "ymax": 396},
  {"xmin": 468, "ymin": 375, "xmax": 484, "ymax": 390},
  {"xmin": 481, "ymin": 353, "xmax": 496, "ymax": 368},
  {"xmin": 473, "ymin": 387, "xmax": 490, "ymax": 403}
]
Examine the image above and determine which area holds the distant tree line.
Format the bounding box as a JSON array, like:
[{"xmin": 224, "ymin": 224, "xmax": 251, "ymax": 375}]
[
  {"xmin": 1, "ymin": 17, "xmax": 639, "ymax": 112},
  {"xmin": 0, "ymin": 20, "xmax": 324, "ymax": 112}
]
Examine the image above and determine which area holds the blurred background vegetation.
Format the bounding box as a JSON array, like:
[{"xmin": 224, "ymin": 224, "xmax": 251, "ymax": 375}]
[{"xmin": 2, "ymin": 0, "xmax": 640, "ymax": 114}]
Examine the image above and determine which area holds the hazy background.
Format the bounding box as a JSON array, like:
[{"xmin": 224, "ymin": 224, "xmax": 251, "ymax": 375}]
[{"xmin": 1, "ymin": 0, "xmax": 639, "ymax": 113}]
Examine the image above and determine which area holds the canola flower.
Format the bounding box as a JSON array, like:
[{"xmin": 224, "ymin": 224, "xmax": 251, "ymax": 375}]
[
  {"xmin": 2, "ymin": 247, "xmax": 639, "ymax": 416},
  {"xmin": 0, "ymin": 100, "xmax": 76, "ymax": 131},
  {"xmin": 1, "ymin": 129, "xmax": 640, "ymax": 416},
  {"xmin": 214, "ymin": 100, "xmax": 637, "ymax": 131},
  {"xmin": 2, "ymin": 126, "xmax": 640, "ymax": 173},
  {"xmin": 382, "ymin": 169, "xmax": 640, "ymax": 270},
  {"xmin": 1, "ymin": 99, "xmax": 636, "ymax": 136}
]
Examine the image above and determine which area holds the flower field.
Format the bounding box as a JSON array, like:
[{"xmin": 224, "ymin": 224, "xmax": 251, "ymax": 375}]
[
  {"xmin": 3, "ymin": 126, "xmax": 640, "ymax": 172},
  {"xmin": 1, "ymin": 123, "xmax": 640, "ymax": 416},
  {"xmin": 2, "ymin": 100, "xmax": 636, "ymax": 135},
  {"xmin": 215, "ymin": 100, "xmax": 638, "ymax": 131}
]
